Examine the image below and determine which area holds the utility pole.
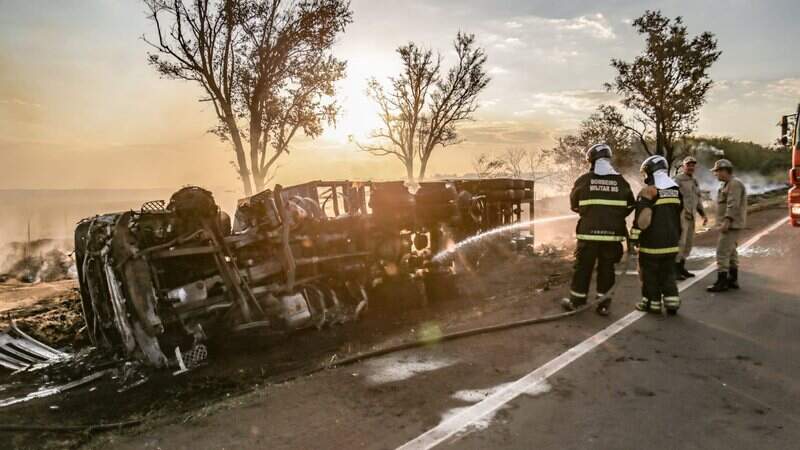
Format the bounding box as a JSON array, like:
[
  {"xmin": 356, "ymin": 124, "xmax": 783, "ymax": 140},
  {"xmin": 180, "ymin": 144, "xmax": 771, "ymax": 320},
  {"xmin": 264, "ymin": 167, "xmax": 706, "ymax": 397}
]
[{"xmin": 25, "ymin": 218, "xmax": 31, "ymax": 259}]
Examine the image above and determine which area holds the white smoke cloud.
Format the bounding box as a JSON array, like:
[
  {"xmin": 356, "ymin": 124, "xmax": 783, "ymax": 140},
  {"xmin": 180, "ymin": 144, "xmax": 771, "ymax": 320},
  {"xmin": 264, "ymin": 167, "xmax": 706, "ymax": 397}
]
[{"xmin": 693, "ymin": 143, "xmax": 788, "ymax": 200}]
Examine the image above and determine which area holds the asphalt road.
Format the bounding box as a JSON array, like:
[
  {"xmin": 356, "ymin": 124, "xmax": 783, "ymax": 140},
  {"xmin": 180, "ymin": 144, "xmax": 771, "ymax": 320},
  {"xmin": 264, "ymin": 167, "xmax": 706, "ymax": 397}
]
[
  {"xmin": 437, "ymin": 214, "xmax": 800, "ymax": 450},
  {"xmin": 104, "ymin": 207, "xmax": 800, "ymax": 450}
]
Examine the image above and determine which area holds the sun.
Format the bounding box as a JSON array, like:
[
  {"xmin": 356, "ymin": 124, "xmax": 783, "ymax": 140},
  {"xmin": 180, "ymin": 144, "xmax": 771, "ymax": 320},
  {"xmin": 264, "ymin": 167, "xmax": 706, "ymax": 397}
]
[
  {"xmin": 322, "ymin": 75, "xmax": 383, "ymax": 145},
  {"xmin": 321, "ymin": 52, "xmax": 400, "ymax": 146}
]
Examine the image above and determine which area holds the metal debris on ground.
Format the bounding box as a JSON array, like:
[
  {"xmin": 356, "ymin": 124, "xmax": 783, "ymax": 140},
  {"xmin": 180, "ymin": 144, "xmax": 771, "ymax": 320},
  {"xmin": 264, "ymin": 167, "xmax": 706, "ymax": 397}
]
[
  {"xmin": 0, "ymin": 322, "xmax": 69, "ymax": 371},
  {"xmin": 0, "ymin": 369, "xmax": 110, "ymax": 409}
]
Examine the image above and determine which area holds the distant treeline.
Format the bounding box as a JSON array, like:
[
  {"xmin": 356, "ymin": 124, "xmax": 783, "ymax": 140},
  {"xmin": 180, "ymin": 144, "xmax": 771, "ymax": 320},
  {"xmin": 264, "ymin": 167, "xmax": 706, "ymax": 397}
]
[{"xmin": 691, "ymin": 137, "xmax": 791, "ymax": 179}]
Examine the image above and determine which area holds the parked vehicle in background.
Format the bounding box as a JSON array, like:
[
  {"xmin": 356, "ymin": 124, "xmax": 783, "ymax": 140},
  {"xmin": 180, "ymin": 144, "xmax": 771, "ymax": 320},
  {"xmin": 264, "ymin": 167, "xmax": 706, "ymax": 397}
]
[{"xmin": 780, "ymin": 103, "xmax": 800, "ymax": 226}]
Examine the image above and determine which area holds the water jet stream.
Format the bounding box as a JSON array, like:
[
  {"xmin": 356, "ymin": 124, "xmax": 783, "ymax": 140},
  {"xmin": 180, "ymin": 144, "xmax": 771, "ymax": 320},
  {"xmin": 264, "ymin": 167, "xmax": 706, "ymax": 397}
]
[{"xmin": 431, "ymin": 214, "xmax": 576, "ymax": 263}]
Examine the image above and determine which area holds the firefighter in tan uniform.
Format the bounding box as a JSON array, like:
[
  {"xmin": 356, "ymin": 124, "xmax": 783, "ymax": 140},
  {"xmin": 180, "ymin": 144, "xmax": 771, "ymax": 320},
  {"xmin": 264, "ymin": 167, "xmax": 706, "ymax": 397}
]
[
  {"xmin": 673, "ymin": 156, "xmax": 708, "ymax": 280},
  {"xmin": 707, "ymin": 159, "xmax": 747, "ymax": 292}
]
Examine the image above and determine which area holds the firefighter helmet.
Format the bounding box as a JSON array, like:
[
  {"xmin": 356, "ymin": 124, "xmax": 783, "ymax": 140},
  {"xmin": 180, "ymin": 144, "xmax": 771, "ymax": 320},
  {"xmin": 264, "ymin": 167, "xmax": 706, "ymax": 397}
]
[
  {"xmin": 640, "ymin": 155, "xmax": 669, "ymax": 177},
  {"xmin": 585, "ymin": 143, "xmax": 613, "ymax": 164}
]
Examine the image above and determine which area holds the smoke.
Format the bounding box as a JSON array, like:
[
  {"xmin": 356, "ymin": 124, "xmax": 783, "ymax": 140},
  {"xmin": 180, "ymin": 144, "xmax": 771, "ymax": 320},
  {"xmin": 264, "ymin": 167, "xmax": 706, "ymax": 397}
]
[
  {"xmin": 728, "ymin": 172, "xmax": 787, "ymax": 196},
  {"xmin": 0, "ymin": 239, "xmax": 76, "ymax": 283},
  {"xmin": 693, "ymin": 143, "xmax": 788, "ymax": 200}
]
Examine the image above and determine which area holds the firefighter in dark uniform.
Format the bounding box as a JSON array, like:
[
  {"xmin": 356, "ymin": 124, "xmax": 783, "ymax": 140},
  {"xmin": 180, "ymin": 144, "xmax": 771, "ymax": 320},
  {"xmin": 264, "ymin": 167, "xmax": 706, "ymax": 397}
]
[
  {"xmin": 560, "ymin": 144, "xmax": 635, "ymax": 316},
  {"xmin": 630, "ymin": 155, "xmax": 684, "ymax": 314}
]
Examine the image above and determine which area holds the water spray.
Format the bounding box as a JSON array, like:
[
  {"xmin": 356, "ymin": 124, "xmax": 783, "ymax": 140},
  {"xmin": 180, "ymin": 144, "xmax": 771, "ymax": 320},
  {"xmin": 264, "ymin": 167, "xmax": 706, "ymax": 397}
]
[{"xmin": 431, "ymin": 214, "xmax": 577, "ymax": 264}]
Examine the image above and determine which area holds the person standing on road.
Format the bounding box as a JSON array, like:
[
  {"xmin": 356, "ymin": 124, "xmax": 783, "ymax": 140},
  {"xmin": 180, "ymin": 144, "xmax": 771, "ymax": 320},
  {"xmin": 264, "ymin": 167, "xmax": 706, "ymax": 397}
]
[
  {"xmin": 561, "ymin": 143, "xmax": 635, "ymax": 316},
  {"xmin": 630, "ymin": 156, "xmax": 684, "ymax": 314},
  {"xmin": 707, "ymin": 159, "xmax": 748, "ymax": 292},
  {"xmin": 673, "ymin": 156, "xmax": 708, "ymax": 280}
]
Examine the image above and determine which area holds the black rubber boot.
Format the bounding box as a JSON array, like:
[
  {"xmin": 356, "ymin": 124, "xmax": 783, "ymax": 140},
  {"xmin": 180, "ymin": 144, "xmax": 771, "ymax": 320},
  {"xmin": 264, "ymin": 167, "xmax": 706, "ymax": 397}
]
[
  {"xmin": 679, "ymin": 259, "xmax": 695, "ymax": 278},
  {"xmin": 675, "ymin": 261, "xmax": 687, "ymax": 281},
  {"xmin": 706, "ymin": 272, "xmax": 729, "ymax": 292},
  {"xmin": 595, "ymin": 296, "xmax": 611, "ymax": 316},
  {"xmin": 560, "ymin": 298, "xmax": 586, "ymax": 312},
  {"xmin": 729, "ymin": 267, "xmax": 740, "ymax": 290}
]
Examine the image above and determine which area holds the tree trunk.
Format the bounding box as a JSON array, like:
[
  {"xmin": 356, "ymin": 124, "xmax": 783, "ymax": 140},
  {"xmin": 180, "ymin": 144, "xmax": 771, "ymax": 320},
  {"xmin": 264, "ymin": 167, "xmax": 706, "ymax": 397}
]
[
  {"xmin": 219, "ymin": 101, "xmax": 253, "ymax": 196},
  {"xmin": 417, "ymin": 153, "xmax": 430, "ymax": 182},
  {"xmin": 655, "ymin": 123, "xmax": 665, "ymax": 158},
  {"xmin": 230, "ymin": 132, "xmax": 253, "ymax": 196},
  {"xmin": 665, "ymin": 143, "xmax": 673, "ymax": 172},
  {"xmin": 405, "ymin": 160, "xmax": 415, "ymax": 183},
  {"xmin": 253, "ymin": 174, "xmax": 265, "ymax": 194},
  {"xmin": 249, "ymin": 137, "xmax": 264, "ymax": 194}
]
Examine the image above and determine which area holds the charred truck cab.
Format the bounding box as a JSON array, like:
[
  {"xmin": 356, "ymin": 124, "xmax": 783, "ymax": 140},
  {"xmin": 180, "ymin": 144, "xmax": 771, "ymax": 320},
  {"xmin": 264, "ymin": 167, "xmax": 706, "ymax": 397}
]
[
  {"xmin": 74, "ymin": 179, "xmax": 534, "ymax": 369},
  {"xmin": 780, "ymin": 103, "xmax": 800, "ymax": 226}
]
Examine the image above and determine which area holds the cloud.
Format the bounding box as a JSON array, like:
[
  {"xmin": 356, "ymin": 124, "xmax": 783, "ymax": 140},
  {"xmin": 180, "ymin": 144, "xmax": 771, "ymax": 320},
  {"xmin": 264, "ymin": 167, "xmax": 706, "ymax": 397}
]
[
  {"xmin": 457, "ymin": 120, "xmax": 556, "ymax": 146},
  {"xmin": 479, "ymin": 12, "xmax": 616, "ymax": 64},
  {"xmin": 488, "ymin": 66, "xmax": 509, "ymax": 75},
  {"xmin": 709, "ymin": 78, "xmax": 800, "ymax": 102},
  {"xmin": 490, "ymin": 36, "xmax": 526, "ymax": 50},
  {"xmin": 0, "ymin": 97, "xmax": 46, "ymax": 127},
  {"xmin": 479, "ymin": 98, "xmax": 500, "ymax": 108},
  {"xmin": 766, "ymin": 78, "xmax": 800, "ymax": 97},
  {"xmin": 508, "ymin": 13, "xmax": 616, "ymax": 40},
  {"xmin": 532, "ymin": 47, "xmax": 580, "ymax": 64},
  {"xmin": 0, "ymin": 98, "xmax": 43, "ymax": 109},
  {"xmin": 514, "ymin": 89, "xmax": 617, "ymax": 120}
]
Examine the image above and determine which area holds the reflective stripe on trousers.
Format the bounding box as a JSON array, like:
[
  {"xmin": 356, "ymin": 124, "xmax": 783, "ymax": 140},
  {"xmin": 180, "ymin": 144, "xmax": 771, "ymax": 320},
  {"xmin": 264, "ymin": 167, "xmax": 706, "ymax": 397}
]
[{"xmin": 576, "ymin": 234, "xmax": 625, "ymax": 242}]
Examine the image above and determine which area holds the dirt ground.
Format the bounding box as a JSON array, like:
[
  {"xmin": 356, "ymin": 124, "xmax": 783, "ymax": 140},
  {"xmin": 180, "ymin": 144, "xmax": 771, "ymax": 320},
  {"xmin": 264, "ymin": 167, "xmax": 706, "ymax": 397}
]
[
  {"xmin": 0, "ymin": 280, "xmax": 76, "ymax": 315},
  {"xmin": 0, "ymin": 281, "xmax": 86, "ymax": 348},
  {"xmin": 0, "ymin": 238, "xmax": 573, "ymax": 450}
]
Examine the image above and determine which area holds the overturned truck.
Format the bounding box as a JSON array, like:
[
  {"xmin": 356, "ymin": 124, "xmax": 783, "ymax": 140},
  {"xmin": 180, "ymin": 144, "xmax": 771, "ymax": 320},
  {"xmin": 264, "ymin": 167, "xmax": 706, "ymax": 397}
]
[{"xmin": 75, "ymin": 179, "xmax": 534, "ymax": 368}]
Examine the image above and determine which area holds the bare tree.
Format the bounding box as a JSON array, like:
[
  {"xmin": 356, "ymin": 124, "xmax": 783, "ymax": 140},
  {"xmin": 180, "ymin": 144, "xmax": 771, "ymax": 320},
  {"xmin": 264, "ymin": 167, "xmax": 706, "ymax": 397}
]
[
  {"xmin": 541, "ymin": 105, "xmax": 638, "ymax": 190},
  {"xmin": 605, "ymin": 10, "xmax": 720, "ymax": 169},
  {"xmin": 501, "ymin": 147, "xmax": 527, "ymax": 178},
  {"xmin": 357, "ymin": 33, "xmax": 490, "ymax": 182},
  {"xmin": 471, "ymin": 153, "xmax": 504, "ymax": 179},
  {"xmin": 144, "ymin": 0, "xmax": 352, "ymax": 195},
  {"xmin": 539, "ymin": 137, "xmax": 588, "ymax": 190},
  {"xmin": 525, "ymin": 149, "xmax": 545, "ymax": 177}
]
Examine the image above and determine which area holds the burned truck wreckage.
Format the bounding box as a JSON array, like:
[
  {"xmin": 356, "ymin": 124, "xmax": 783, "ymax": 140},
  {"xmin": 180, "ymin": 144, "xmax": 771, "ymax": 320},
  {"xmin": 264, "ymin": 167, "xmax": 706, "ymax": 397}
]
[{"xmin": 74, "ymin": 179, "xmax": 534, "ymax": 369}]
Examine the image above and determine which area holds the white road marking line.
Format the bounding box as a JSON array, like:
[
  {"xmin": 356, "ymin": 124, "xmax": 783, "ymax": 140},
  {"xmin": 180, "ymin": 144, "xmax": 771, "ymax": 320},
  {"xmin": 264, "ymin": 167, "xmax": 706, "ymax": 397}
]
[{"xmin": 397, "ymin": 217, "xmax": 789, "ymax": 450}]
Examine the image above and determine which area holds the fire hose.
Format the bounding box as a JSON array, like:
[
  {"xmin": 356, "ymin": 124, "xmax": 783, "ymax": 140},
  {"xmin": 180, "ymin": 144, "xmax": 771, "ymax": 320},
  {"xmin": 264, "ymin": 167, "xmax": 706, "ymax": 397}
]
[
  {"xmin": 0, "ymin": 249, "xmax": 635, "ymax": 435},
  {"xmin": 315, "ymin": 247, "xmax": 635, "ymax": 372}
]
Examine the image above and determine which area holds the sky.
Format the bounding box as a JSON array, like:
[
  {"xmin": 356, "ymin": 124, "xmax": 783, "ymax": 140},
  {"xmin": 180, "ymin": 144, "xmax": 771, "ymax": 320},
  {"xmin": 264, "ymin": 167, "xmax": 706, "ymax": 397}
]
[{"xmin": 1, "ymin": 0, "xmax": 799, "ymax": 193}]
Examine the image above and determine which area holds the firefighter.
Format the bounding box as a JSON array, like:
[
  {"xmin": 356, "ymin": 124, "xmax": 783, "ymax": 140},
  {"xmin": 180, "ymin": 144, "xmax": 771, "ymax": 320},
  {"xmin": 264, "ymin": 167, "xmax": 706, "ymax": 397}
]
[
  {"xmin": 630, "ymin": 155, "xmax": 683, "ymax": 314},
  {"xmin": 560, "ymin": 143, "xmax": 635, "ymax": 316},
  {"xmin": 707, "ymin": 159, "xmax": 747, "ymax": 292},
  {"xmin": 673, "ymin": 156, "xmax": 708, "ymax": 280}
]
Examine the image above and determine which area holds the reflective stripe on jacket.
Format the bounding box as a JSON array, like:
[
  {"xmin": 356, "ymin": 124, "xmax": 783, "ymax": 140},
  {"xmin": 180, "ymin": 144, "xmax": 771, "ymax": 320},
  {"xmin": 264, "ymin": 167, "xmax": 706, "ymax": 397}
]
[
  {"xmin": 631, "ymin": 187, "xmax": 683, "ymax": 254},
  {"xmin": 570, "ymin": 172, "xmax": 635, "ymax": 241}
]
